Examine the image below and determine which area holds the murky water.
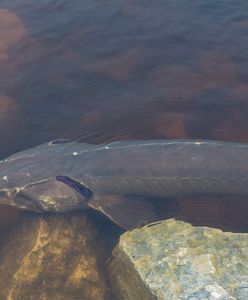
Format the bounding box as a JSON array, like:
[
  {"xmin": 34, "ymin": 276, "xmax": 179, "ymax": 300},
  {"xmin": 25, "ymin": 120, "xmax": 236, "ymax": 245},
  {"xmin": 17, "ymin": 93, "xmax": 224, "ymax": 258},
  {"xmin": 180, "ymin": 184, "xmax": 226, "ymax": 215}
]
[
  {"xmin": 0, "ymin": 0, "xmax": 248, "ymax": 298},
  {"xmin": 0, "ymin": 0, "xmax": 248, "ymax": 158}
]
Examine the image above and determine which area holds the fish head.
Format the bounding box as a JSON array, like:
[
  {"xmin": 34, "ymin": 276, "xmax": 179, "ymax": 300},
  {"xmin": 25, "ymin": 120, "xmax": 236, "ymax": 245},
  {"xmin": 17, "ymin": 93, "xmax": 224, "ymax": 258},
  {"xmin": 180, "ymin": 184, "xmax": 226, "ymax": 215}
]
[
  {"xmin": 0, "ymin": 139, "xmax": 93, "ymax": 212},
  {"xmin": 0, "ymin": 176, "xmax": 92, "ymax": 213}
]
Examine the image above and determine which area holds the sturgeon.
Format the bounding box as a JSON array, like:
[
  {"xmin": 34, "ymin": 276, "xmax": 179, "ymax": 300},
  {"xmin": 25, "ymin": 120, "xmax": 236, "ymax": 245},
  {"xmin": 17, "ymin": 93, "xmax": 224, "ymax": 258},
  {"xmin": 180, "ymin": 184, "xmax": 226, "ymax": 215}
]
[{"xmin": 0, "ymin": 139, "xmax": 247, "ymax": 229}]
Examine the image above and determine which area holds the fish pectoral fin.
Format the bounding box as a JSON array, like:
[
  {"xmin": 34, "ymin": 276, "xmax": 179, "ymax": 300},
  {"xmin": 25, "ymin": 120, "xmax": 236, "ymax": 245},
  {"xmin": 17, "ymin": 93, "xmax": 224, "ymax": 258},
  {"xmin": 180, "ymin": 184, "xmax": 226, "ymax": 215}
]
[{"xmin": 88, "ymin": 195, "xmax": 181, "ymax": 230}]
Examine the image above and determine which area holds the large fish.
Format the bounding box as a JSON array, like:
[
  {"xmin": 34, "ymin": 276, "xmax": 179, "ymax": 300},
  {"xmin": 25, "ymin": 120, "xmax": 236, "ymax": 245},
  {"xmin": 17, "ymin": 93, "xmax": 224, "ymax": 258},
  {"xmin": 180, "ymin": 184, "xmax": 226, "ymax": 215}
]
[{"xmin": 0, "ymin": 139, "xmax": 247, "ymax": 229}]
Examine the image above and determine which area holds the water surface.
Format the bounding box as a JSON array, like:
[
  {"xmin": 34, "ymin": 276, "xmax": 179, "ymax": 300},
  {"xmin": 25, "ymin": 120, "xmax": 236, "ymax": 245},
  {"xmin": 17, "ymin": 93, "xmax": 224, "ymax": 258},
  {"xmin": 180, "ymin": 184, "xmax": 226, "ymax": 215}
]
[{"xmin": 0, "ymin": 0, "xmax": 247, "ymax": 159}]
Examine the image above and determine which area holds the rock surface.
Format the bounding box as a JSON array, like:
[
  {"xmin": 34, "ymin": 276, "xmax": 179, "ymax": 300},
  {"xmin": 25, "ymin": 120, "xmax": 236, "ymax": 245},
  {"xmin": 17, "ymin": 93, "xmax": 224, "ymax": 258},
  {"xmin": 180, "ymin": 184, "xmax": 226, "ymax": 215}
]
[
  {"xmin": 109, "ymin": 219, "xmax": 248, "ymax": 300},
  {"xmin": 0, "ymin": 211, "xmax": 116, "ymax": 300},
  {"xmin": 0, "ymin": 205, "xmax": 23, "ymax": 233}
]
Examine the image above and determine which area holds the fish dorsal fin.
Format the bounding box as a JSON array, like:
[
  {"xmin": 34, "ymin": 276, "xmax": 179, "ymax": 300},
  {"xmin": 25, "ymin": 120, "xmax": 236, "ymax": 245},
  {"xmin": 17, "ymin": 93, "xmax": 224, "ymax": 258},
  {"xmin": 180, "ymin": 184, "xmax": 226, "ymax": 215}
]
[
  {"xmin": 103, "ymin": 141, "xmax": 128, "ymax": 147},
  {"xmin": 88, "ymin": 195, "xmax": 181, "ymax": 229},
  {"xmin": 49, "ymin": 138, "xmax": 72, "ymax": 145}
]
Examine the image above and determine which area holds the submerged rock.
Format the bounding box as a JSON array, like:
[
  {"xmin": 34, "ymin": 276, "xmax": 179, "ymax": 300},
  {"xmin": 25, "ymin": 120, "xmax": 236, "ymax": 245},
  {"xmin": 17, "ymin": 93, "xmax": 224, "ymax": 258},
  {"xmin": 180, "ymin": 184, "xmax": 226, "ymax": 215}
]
[
  {"xmin": 109, "ymin": 219, "xmax": 248, "ymax": 300},
  {"xmin": 0, "ymin": 205, "xmax": 23, "ymax": 233},
  {"xmin": 0, "ymin": 211, "xmax": 115, "ymax": 300}
]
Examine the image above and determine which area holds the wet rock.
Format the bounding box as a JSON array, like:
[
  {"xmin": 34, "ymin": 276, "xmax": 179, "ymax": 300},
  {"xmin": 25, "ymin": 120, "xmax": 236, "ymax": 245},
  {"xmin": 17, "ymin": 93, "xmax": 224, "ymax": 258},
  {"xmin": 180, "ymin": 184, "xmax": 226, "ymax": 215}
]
[
  {"xmin": 109, "ymin": 219, "xmax": 248, "ymax": 300},
  {"xmin": 0, "ymin": 212, "xmax": 114, "ymax": 300}
]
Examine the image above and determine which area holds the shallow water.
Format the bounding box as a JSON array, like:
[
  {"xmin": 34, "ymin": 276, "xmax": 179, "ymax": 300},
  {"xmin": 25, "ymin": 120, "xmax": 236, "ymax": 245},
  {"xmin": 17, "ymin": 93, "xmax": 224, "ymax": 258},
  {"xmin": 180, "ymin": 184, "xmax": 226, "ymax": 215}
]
[{"xmin": 0, "ymin": 0, "xmax": 248, "ymax": 297}]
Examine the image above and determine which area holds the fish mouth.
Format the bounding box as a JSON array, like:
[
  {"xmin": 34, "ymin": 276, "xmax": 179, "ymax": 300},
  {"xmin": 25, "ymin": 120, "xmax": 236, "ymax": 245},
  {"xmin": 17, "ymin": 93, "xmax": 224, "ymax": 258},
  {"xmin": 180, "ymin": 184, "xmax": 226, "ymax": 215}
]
[
  {"xmin": 0, "ymin": 190, "xmax": 7, "ymax": 197},
  {"xmin": 0, "ymin": 188, "xmax": 43, "ymax": 212},
  {"xmin": 0, "ymin": 189, "xmax": 16, "ymax": 206}
]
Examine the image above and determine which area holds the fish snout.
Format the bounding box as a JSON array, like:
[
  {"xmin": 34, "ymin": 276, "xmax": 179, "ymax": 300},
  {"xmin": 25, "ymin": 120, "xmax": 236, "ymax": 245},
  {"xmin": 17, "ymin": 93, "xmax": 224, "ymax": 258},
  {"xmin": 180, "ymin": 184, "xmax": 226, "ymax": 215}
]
[{"xmin": 0, "ymin": 188, "xmax": 18, "ymax": 207}]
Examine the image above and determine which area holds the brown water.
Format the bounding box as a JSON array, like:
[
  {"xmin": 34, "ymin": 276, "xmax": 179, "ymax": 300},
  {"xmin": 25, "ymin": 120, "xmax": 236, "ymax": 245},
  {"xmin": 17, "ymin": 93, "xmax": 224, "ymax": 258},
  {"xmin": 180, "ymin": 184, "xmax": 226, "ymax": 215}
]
[
  {"xmin": 0, "ymin": 1, "xmax": 247, "ymax": 297},
  {"xmin": 0, "ymin": 0, "xmax": 247, "ymax": 159}
]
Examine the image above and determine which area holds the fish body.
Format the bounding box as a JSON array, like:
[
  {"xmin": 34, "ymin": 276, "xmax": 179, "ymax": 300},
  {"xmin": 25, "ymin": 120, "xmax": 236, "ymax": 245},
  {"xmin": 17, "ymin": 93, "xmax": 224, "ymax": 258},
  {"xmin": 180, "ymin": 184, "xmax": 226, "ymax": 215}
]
[{"xmin": 0, "ymin": 139, "xmax": 248, "ymax": 228}]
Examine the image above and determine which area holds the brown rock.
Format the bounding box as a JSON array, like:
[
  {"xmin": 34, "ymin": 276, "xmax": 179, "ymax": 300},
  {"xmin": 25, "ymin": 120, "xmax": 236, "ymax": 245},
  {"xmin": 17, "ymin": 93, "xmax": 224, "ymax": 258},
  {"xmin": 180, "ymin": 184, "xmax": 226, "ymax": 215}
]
[
  {"xmin": 84, "ymin": 49, "xmax": 140, "ymax": 81},
  {"xmin": 154, "ymin": 112, "xmax": 189, "ymax": 139},
  {"xmin": 0, "ymin": 94, "xmax": 18, "ymax": 123},
  {"xmin": 150, "ymin": 53, "xmax": 236, "ymax": 101},
  {"xmin": 213, "ymin": 109, "xmax": 248, "ymax": 142},
  {"xmin": 0, "ymin": 212, "xmax": 114, "ymax": 300},
  {"xmin": 0, "ymin": 9, "xmax": 26, "ymax": 61}
]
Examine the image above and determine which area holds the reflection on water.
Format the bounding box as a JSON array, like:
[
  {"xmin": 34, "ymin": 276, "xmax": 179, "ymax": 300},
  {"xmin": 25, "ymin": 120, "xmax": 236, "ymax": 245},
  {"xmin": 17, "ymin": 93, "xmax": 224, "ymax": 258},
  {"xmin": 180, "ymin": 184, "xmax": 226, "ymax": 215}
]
[{"xmin": 0, "ymin": 0, "xmax": 247, "ymax": 297}]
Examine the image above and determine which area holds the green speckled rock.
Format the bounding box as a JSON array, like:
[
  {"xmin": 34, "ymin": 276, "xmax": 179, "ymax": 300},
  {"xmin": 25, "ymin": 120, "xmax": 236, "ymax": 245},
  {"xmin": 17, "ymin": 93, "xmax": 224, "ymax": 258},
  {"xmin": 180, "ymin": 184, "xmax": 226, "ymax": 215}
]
[{"xmin": 109, "ymin": 219, "xmax": 248, "ymax": 300}]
